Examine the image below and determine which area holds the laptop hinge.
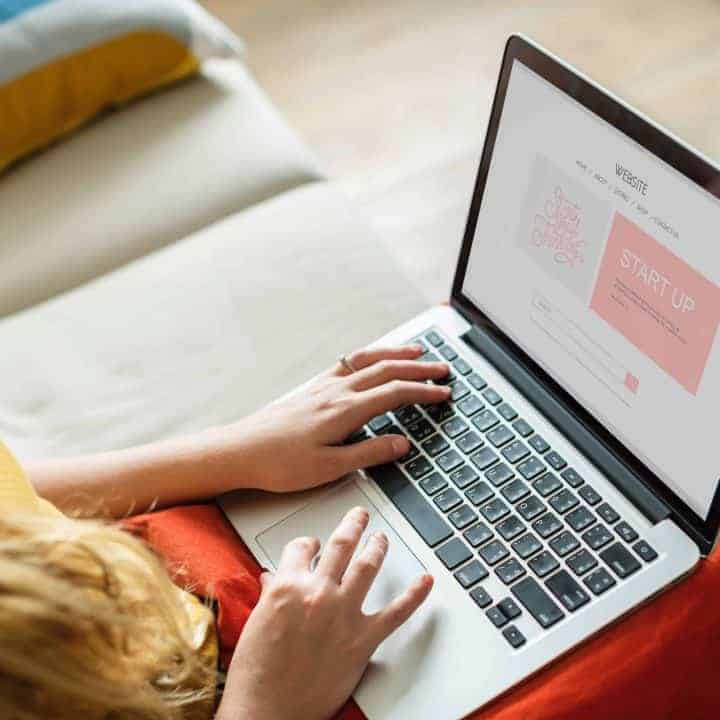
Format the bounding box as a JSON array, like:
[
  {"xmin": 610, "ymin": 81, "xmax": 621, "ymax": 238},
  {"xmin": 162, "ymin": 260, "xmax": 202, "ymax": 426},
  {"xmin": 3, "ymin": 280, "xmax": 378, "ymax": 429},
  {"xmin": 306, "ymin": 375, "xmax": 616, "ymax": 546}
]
[{"xmin": 461, "ymin": 323, "xmax": 671, "ymax": 525}]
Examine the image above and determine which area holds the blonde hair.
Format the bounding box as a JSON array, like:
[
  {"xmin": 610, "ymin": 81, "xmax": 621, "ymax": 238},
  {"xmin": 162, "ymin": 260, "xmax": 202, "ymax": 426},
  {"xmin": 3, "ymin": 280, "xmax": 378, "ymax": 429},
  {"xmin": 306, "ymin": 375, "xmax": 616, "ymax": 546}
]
[{"xmin": 0, "ymin": 512, "xmax": 215, "ymax": 720}]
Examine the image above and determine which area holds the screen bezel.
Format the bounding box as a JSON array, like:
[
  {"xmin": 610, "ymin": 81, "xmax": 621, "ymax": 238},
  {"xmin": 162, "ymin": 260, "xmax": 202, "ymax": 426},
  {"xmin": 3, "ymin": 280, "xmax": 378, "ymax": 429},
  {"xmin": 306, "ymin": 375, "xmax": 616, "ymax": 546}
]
[{"xmin": 451, "ymin": 34, "xmax": 720, "ymax": 553}]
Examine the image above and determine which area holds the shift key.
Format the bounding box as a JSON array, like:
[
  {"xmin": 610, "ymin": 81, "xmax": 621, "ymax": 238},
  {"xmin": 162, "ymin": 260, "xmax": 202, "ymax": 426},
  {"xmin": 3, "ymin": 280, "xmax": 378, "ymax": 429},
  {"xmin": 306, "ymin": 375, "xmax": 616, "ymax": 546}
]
[
  {"xmin": 512, "ymin": 576, "xmax": 565, "ymax": 628},
  {"xmin": 371, "ymin": 463, "xmax": 453, "ymax": 547}
]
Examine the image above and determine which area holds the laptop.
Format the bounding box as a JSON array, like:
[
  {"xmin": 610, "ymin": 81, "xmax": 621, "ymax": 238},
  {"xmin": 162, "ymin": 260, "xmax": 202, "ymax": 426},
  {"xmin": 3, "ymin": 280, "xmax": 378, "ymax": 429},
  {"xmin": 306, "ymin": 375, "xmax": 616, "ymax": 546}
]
[{"xmin": 220, "ymin": 35, "xmax": 720, "ymax": 720}]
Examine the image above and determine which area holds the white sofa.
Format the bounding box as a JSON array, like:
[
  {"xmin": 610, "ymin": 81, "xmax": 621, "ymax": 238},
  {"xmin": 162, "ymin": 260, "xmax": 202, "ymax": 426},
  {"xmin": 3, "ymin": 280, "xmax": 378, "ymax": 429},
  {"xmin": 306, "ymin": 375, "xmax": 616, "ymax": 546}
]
[{"xmin": 0, "ymin": 59, "xmax": 425, "ymax": 461}]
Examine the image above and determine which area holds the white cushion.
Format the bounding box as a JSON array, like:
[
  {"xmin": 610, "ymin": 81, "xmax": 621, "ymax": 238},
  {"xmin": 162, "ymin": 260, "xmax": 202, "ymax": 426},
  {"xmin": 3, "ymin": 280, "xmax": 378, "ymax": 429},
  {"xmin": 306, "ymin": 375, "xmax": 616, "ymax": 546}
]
[
  {"xmin": 0, "ymin": 59, "xmax": 320, "ymax": 318},
  {"xmin": 0, "ymin": 182, "xmax": 424, "ymax": 461}
]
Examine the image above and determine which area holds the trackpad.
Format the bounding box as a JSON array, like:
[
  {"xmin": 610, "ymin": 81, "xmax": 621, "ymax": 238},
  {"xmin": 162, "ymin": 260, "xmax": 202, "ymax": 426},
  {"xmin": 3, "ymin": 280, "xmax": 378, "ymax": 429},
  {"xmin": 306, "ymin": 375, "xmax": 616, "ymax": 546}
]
[{"xmin": 256, "ymin": 480, "xmax": 425, "ymax": 614}]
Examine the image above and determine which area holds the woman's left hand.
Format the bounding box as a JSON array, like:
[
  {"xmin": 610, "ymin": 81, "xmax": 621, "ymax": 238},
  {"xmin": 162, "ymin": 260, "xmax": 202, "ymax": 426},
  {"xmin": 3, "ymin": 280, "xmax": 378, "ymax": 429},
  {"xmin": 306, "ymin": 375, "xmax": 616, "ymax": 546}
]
[{"xmin": 216, "ymin": 344, "xmax": 451, "ymax": 493}]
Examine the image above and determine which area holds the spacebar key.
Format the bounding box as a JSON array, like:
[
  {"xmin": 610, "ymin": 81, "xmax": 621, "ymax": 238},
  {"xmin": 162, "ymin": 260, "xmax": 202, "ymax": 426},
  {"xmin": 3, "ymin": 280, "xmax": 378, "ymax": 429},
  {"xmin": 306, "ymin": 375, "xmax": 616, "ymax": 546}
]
[
  {"xmin": 371, "ymin": 463, "xmax": 453, "ymax": 547},
  {"xmin": 512, "ymin": 577, "xmax": 565, "ymax": 628}
]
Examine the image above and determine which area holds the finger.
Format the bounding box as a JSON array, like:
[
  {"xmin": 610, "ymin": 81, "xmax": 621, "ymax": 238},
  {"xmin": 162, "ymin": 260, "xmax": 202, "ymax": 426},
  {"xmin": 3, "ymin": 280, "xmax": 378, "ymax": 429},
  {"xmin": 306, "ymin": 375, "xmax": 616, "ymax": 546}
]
[
  {"xmin": 330, "ymin": 434, "xmax": 410, "ymax": 476},
  {"xmin": 369, "ymin": 574, "xmax": 434, "ymax": 645},
  {"xmin": 342, "ymin": 531, "xmax": 389, "ymax": 602},
  {"xmin": 346, "ymin": 381, "xmax": 451, "ymax": 429},
  {"xmin": 331, "ymin": 345, "xmax": 424, "ymax": 377},
  {"xmin": 277, "ymin": 536, "xmax": 320, "ymax": 573},
  {"xmin": 315, "ymin": 506, "xmax": 369, "ymax": 582},
  {"xmin": 348, "ymin": 359, "xmax": 450, "ymax": 391}
]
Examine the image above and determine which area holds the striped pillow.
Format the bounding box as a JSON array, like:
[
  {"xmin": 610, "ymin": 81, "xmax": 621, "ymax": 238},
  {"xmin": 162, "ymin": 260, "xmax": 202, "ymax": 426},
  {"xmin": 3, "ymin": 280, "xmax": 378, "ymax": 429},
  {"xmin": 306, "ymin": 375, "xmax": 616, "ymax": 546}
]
[{"xmin": 0, "ymin": 0, "xmax": 242, "ymax": 173}]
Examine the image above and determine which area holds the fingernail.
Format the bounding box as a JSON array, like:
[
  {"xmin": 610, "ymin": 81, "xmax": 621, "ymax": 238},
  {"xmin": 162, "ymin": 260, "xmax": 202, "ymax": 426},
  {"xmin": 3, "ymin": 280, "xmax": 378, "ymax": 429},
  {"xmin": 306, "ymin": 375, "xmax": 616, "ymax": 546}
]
[
  {"xmin": 442, "ymin": 385, "xmax": 452, "ymax": 395},
  {"xmin": 374, "ymin": 531, "xmax": 388, "ymax": 548},
  {"xmin": 352, "ymin": 507, "xmax": 369, "ymax": 523},
  {"xmin": 392, "ymin": 436, "xmax": 409, "ymax": 454},
  {"xmin": 411, "ymin": 344, "xmax": 423, "ymax": 352}
]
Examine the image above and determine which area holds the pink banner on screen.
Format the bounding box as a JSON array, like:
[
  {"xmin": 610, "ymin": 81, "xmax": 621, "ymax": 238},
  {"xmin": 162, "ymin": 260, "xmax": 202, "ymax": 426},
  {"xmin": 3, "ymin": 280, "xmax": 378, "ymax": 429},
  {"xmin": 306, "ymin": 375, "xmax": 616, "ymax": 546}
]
[{"xmin": 590, "ymin": 212, "xmax": 720, "ymax": 395}]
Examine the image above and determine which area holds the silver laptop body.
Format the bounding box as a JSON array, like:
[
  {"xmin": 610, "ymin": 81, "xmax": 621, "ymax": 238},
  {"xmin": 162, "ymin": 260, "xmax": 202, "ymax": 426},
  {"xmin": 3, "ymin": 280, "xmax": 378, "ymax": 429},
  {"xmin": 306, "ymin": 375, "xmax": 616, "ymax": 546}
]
[{"xmin": 221, "ymin": 35, "xmax": 720, "ymax": 720}]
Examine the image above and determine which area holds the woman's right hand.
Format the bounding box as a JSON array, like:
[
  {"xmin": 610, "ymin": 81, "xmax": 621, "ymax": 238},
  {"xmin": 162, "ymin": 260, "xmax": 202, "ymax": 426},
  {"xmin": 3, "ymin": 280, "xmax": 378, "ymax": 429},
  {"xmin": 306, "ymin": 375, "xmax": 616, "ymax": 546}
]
[{"xmin": 216, "ymin": 507, "xmax": 433, "ymax": 720}]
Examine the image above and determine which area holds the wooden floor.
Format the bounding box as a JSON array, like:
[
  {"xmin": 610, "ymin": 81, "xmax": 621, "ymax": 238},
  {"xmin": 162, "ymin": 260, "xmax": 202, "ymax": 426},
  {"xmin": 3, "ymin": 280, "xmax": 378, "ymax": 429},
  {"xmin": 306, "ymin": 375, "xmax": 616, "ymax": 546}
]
[{"xmin": 208, "ymin": 0, "xmax": 720, "ymax": 302}]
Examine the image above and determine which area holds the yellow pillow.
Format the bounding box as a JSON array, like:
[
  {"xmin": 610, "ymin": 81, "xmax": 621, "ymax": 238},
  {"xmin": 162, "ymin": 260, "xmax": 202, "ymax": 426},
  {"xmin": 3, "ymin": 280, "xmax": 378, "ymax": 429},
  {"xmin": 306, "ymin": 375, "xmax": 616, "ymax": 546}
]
[{"xmin": 0, "ymin": 0, "xmax": 242, "ymax": 173}]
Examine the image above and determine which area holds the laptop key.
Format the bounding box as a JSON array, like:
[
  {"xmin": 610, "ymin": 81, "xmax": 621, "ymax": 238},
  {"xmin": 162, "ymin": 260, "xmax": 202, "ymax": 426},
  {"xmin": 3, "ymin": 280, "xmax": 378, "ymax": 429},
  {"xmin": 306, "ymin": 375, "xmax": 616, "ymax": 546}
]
[
  {"xmin": 473, "ymin": 409, "xmax": 499, "ymax": 432},
  {"xmin": 549, "ymin": 489, "xmax": 579, "ymax": 515},
  {"xmin": 584, "ymin": 567, "xmax": 616, "ymax": 596},
  {"xmin": 502, "ymin": 625, "xmax": 526, "ymax": 649},
  {"xmin": 467, "ymin": 372, "xmax": 488, "ymax": 391},
  {"xmin": 498, "ymin": 597, "xmax": 522, "ymax": 619},
  {"xmin": 546, "ymin": 569, "xmax": 590, "ymax": 612},
  {"xmin": 434, "ymin": 489, "xmax": 462, "ymax": 512},
  {"xmin": 485, "ymin": 462, "xmax": 514, "ymax": 487},
  {"xmin": 465, "ymin": 481, "xmax": 494, "ymax": 506},
  {"xmin": 395, "ymin": 405, "xmax": 422, "ymax": 425},
  {"xmin": 435, "ymin": 537, "xmax": 472, "ymax": 569},
  {"xmin": 421, "ymin": 434, "xmax": 450, "ymax": 457},
  {"xmin": 600, "ymin": 542, "xmax": 641, "ymax": 578},
  {"xmin": 578, "ymin": 484, "xmax": 602, "ymax": 505},
  {"xmin": 368, "ymin": 414, "xmax": 393, "ymax": 433},
  {"xmin": 583, "ymin": 523, "xmax": 613, "ymax": 551},
  {"xmin": 545, "ymin": 451, "xmax": 567, "ymax": 471},
  {"xmin": 454, "ymin": 559, "xmax": 488, "ymax": 588},
  {"xmin": 517, "ymin": 496, "xmax": 546, "ymax": 521},
  {"xmin": 567, "ymin": 549, "xmax": 598, "ymax": 576},
  {"xmin": 448, "ymin": 505, "xmax": 478, "ymax": 530},
  {"xmin": 511, "ymin": 418, "xmax": 534, "ymax": 437},
  {"xmin": 528, "ymin": 434, "xmax": 550, "ymax": 453},
  {"xmin": 442, "ymin": 417, "xmax": 469, "ymax": 438},
  {"xmin": 371, "ymin": 463, "xmax": 453, "ymax": 547},
  {"xmin": 437, "ymin": 450, "xmax": 463, "ymax": 473},
  {"xmin": 534, "ymin": 472, "xmax": 562, "ymax": 497},
  {"xmin": 566, "ymin": 506, "xmax": 596, "ymax": 532},
  {"xmin": 480, "ymin": 498, "xmax": 510, "ymax": 523},
  {"xmin": 471, "ymin": 447, "xmax": 499, "ymax": 471},
  {"xmin": 458, "ymin": 395, "xmax": 484, "ymax": 417},
  {"xmin": 456, "ymin": 431, "xmax": 484, "ymax": 454},
  {"xmin": 532, "ymin": 512, "xmax": 563, "ymax": 539},
  {"xmin": 597, "ymin": 502, "xmax": 620, "ymax": 524},
  {"xmin": 497, "ymin": 403, "xmax": 518, "ymax": 421},
  {"xmin": 426, "ymin": 402, "xmax": 455, "ymax": 424},
  {"xmin": 453, "ymin": 357, "xmax": 472, "ymax": 376},
  {"xmin": 512, "ymin": 532, "xmax": 542, "ymax": 559},
  {"xmin": 463, "ymin": 521, "xmax": 494, "ymax": 547},
  {"xmin": 479, "ymin": 539, "xmax": 509, "ymax": 565},
  {"xmin": 517, "ymin": 456, "xmax": 546, "ymax": 480},
  {"xmin": 408, "ymin": 419, "xmax": 434, "ymax": 441},
  {"xmin": 502, "ymin": 440, "xmax": 531, "ymax": 464},
  {"xmin": 560, "ymin": 467, "xmax": 583, "ymax": 487},
  {"xmin": 419, "ymin": 472, "xmax": 447, "ymax": 496},
  {"xmin": 512, "ymin": 576, "xmax": 565, "ymax": 629},
  {"xmin": 549, "ymin": 530, "xmax": 580, "ymax": 557},
  {"xmin": 346, "ymin": 428, "xmax": 369, "ymax": 444},
  {"xmin": 487, "ymin": 425, "xmax": 515, "ymax": 448},
  {"xmin": 497, "ymin": 515, "xmax": 525, "ymax": 541},
  {"xmin": 501, "ymin": 478, "xmax": 530, "ymax": 503},
  {"xmin": 395, "ymin": 405, "xmax": 422, "ymax": 426},
  {"xmin": 450, "ymin": 465, "xmax": 479, "ymax": 489},
  {"xmin": 482, "ymin": 388, "xmax": 503, "ymax": 405},
  {"xmin": 469, "ymin": 585, "xmax": 493, "ymax": 608},
  {"xmin": 425, "ymin": 330, "xmax": 443, "ymax": 347},
  {"xmin": 405, "ymin": 457, "xmax": 433, "ymax": 480},
  {"xmin": 376, "ymin": 423, "xmax": 403, "ymax": 437},
  {"xmin": 615, "ymin": 521, "xmax": 638, "ymax": 543},
  {"xmin": 486, "ymin": 606, "xmax": 508, "ymax": 628},
  {"xmin": 438, "ymin": 344, "xmax": 457, "ymax": 361},
  {"xmin": 633, "ymin": 540, "xmax": 658, "ymax": 563},
  {"xmin": 529, "ymin": 550, "xmax": 560, "ymax": 578},
  {"xmin": 496, "ymin": 558, "xmax": 526, "ymax": 585},
  {"xmin": 449, "ymin": 381, "xmax": 470, "ymax": 402}
]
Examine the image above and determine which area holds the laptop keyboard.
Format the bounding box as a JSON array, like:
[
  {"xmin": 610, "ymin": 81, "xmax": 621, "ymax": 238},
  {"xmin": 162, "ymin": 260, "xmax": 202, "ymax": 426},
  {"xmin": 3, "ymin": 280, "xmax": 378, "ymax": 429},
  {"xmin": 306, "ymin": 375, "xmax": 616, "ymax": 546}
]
[{"xmin": 354, "ymin": 328, "xmax": 659, "ymax": 650}]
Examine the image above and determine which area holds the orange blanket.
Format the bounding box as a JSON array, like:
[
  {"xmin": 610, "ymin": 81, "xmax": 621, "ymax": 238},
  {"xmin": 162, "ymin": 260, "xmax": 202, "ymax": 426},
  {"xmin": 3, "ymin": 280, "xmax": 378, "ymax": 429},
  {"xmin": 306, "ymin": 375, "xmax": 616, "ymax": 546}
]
[{"xmin": 125, "ymin": 504, "xmax": 720, "ymax": 719}]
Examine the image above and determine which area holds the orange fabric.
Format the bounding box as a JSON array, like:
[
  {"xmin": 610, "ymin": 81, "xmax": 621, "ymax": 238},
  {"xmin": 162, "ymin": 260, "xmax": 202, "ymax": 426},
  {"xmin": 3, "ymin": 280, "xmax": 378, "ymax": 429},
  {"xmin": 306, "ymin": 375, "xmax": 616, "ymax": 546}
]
[{"xmin": 125, "ymin": 504, "xmax": 720, "ymax": 719}]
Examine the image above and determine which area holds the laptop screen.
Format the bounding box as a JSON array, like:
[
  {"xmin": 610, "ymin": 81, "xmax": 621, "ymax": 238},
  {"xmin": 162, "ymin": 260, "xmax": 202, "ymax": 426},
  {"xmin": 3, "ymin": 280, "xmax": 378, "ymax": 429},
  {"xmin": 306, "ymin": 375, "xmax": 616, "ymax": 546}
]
[{"xmin": 462, "ymin": 59, "xmax": 720, "ymax": 521}]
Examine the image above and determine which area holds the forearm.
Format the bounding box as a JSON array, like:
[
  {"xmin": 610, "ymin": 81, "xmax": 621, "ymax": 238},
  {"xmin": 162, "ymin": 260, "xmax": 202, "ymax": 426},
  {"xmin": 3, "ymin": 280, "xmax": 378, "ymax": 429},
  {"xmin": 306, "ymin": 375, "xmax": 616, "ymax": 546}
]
[{"xmin": 25, "ymin": 426, "xmax": 257, "ymax": 518}]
